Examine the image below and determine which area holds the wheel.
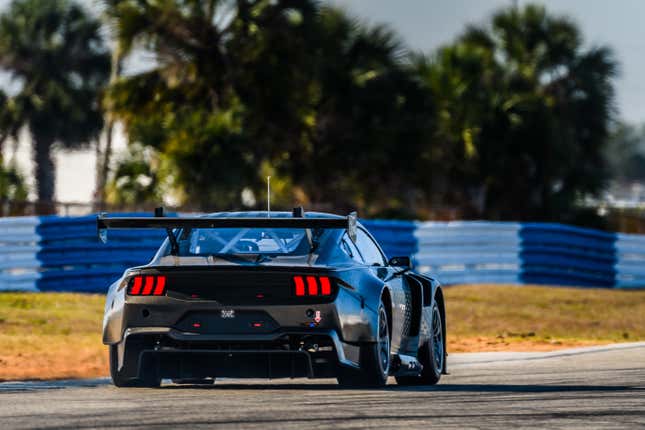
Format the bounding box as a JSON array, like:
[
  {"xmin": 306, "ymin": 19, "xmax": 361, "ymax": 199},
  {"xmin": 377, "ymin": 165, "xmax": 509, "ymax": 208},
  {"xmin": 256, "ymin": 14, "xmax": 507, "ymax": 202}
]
[
  {"xmin": 172, "ymin": 378, "xmax": 216, "ymax": 385},
  {"xmin": 396, "ymin": 301, "xmax": 444, "ymax": 386},
  {"xmin": 337, "ymin": 301, "xmax": 391, "ymax": 387},
  {"xmin": 109, "ymin": 345, "xmax": 161, "ymax": 388}
]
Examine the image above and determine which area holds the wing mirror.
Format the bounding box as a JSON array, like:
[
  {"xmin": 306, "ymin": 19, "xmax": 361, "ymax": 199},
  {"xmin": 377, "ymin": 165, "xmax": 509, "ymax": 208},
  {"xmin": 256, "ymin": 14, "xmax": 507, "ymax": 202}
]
[{"xmin": 388, "ymin": 256, "xmax": 411, "ymax": 268}]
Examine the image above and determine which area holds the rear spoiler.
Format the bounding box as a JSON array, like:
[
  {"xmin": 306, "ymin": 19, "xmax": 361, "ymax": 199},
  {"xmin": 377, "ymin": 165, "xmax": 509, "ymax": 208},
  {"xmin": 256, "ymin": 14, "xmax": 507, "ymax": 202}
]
[{"xmin": 97, "ymin": 208, "xmax": 358, "ymax": 247}]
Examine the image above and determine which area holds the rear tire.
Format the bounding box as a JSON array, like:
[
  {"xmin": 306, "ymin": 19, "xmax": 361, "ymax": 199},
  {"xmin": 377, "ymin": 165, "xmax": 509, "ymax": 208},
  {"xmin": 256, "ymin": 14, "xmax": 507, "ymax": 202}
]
[
  {"xmin": 109, "ymin": 345, "xmax": 161, "ymax": 388},
  {"xmin": 337, "ymin": 302, "xmax": 390, "ymax": 388},
  {"xmin": 396, "ymin": 301, "xmax": 444, "ymax": 386}
]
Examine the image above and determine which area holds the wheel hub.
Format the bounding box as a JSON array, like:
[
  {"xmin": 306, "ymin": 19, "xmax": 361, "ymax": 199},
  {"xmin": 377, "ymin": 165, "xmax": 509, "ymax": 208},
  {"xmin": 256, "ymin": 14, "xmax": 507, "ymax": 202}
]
[
  {"xmin": 378, "ymin": 306, "xmax": 390, "ymax": 376},
  {"xmin": 431, "ymin": 304, "xmax": 444, "ymax": 374}
]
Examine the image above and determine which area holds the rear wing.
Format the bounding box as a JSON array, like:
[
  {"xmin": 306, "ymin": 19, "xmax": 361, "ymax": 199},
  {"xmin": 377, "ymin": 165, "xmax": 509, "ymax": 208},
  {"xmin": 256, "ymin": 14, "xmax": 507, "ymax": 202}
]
[{"xmin": 96, "ymin": 208, "xmax": 358, "ymax": 247}]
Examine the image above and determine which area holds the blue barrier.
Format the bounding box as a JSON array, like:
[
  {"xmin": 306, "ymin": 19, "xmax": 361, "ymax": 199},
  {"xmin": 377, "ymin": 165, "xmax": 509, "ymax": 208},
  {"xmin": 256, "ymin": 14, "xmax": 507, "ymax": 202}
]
[
  {"xmin": 1, "ymin": 214, "xmax": 644, "ymax": 292},
  {"xmin": 614, "ymin": 233, "xmax": 645, "ymax": 288},
  {"xmin": 412, "ymin": 221, "xmax": 522, "ymax": 285},
  {"xmin": 361, "ymin": 220, "xmax": 418, "ymax": 260},
  {"xmin": 519, "ymin": 223, "xmax": 617, "ymax": 287},
  {"xmin": 36, "ymin": 214, "xmax": 168, "ymax": 293}
]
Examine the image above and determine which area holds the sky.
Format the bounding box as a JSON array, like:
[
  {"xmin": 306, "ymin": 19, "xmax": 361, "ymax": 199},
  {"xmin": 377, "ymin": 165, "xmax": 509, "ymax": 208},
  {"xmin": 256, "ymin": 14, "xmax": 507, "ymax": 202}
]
[{"xmin": 1, "ymin": 0, "xmax": 645, "ymax": 203}]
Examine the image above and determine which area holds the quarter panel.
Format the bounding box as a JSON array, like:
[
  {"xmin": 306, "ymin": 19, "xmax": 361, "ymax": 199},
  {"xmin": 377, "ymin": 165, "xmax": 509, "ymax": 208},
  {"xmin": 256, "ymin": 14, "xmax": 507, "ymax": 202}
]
[{"xmin": 103, "ymin": 278, "xmax": 127, "ymax": 344}]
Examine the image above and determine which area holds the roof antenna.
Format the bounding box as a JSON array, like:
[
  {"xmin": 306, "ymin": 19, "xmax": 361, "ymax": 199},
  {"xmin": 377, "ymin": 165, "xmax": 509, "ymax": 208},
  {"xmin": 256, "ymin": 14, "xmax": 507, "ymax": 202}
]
[{"xmin": 266, "ymin": 176, "xmax": 271, "ymax": 218}]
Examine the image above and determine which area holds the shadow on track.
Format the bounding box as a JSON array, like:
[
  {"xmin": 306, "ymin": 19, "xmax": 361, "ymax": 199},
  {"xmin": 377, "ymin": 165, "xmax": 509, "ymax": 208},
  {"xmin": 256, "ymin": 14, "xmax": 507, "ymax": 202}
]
[{"xmin": 159, "ymin": 382, "xmax": 643, "ymax": 393}]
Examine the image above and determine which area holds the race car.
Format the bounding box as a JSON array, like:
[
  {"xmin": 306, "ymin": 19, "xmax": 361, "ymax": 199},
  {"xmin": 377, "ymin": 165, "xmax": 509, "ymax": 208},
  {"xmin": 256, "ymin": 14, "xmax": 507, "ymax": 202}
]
[{"xmin": 98, "ymin": 208, "xmax": 446, "ymax": 387}]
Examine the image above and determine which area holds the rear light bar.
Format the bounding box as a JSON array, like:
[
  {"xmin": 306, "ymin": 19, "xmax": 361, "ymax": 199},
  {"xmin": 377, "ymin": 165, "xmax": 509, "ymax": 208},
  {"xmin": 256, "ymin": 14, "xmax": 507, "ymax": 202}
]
[
  {"xmin": 128, "ymin": 275, "xmax": 167, "ymax": 296},
  {"xmin": 293, "ymin": 275, "xmax": 333, "ymax": 297}
]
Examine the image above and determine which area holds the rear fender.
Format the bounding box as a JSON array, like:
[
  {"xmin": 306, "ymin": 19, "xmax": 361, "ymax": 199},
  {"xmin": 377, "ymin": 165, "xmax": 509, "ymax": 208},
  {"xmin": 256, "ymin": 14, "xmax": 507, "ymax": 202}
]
[
  {"xmin": 333, "ymin": 269, "xmax": 385, "ymax": 343},
  {"xmin": 103, "ymin": 277, "xmax": 127, "ymax": 344},
  {"xmin": 407, "ymin": 273, "xmax": 447, "ymax": 374}
]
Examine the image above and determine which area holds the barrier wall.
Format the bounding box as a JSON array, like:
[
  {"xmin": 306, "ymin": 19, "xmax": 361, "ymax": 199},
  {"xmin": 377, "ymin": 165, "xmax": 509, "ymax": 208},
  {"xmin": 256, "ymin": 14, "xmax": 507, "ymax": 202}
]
[
  {"xmin": 0, "ymin": 215, "xmax": 643, "ymax": 292},
  {"xmin": 0, "ymin": 214, "xmax": 166, "ymax": 292},
  {"xmin": 413, "ymin": 221, "xmax": 521, "ymax": 285},
  {"xmin": 614, "ymin": 233, "xmax": 645, "ymax": 288}
]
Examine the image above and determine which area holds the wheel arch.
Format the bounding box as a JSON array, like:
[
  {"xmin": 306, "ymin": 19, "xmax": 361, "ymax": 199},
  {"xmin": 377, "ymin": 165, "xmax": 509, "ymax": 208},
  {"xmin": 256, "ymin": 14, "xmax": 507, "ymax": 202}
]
[
  {"xmin": 380, "ymin": 285, "xmax": 393, "ymax": 339},
  {"xmin": 433, "ymin": 285, "xmax": 448, "ymax": 375}
]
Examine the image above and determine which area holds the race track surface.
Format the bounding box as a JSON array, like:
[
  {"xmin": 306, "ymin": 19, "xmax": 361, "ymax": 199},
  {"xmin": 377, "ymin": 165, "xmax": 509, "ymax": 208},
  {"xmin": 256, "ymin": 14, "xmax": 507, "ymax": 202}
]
[{"xmin": 1, "ymin": 343, "xmax": 644, "ymax": 429}]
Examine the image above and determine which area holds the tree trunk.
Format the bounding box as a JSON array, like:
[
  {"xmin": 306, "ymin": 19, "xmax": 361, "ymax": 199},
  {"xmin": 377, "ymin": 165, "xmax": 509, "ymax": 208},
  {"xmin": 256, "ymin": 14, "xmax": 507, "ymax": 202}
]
[
  {"xmin": 94, "ymin": 132, "xmax": 103, "ymax": 205},
  {"xmin": 33, "ymin": 136, "xmax": 55, "ymax": 211},
  {"xmin": 95, "ymin": 121, "xmax": 113, "ymax": 209},
  {"xmin": 95, "ymin": 47, "xmax": 123, "ymax": 210}
]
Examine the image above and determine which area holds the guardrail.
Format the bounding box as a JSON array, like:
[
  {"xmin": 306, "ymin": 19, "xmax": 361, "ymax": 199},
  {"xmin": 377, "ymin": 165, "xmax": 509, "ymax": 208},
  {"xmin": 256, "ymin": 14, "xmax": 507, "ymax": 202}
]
[{"xmin": 0, "ymin": 215, "xmax": 643, "ymax": 292}]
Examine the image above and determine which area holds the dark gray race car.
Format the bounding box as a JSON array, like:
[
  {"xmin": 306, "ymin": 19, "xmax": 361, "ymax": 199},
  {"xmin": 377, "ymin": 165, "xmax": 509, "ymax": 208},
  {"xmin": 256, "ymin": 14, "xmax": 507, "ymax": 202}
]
[{"xmin": 99, "ymin": 209, "xmax": 446, "ymax": 387}]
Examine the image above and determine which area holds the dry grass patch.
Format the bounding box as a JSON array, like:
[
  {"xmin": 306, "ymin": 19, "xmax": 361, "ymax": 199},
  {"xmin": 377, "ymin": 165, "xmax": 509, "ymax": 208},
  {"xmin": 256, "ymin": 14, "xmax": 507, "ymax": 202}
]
[
  {"xmin": 444, "ymin": 284, "xmax": 645, "ymax": 351},
  {"xmin": 0, "ymin": 293, "xmax": 107, "ymax": 381}
]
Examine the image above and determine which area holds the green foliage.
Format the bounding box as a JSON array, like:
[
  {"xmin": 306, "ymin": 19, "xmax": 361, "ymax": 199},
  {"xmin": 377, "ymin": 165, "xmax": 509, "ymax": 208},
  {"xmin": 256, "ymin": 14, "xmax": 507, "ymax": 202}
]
[
  {"xmin": 286, "ymin": 6, "xmax": 435, "ymax": 216},
  {"xmin": 101, "ymin": 1, "xmax": 616, "ymax": 221},
  {"xmin": 0, "ymin": 158, "xmax": 28, "ymax": 201},
  {"xmin": 104, "ymin": 0, "xmax": 434, "ymax": 214},
  {"xmin": 105, "ymin": 143, "xmax": 163, "ymax": 207},
  {"xmin": 0, "ymin": 0, "xmax": 110, "ymax": 202},
  {"xmin": 417, "ymin": 4, "xmax": 617, "ymax": 220}
]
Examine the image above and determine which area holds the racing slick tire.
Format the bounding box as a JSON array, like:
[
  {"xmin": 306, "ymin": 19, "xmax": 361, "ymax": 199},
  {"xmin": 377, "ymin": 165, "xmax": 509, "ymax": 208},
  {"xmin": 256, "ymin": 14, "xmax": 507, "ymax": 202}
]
[
  {"xmin": 395, "ymin": 301, "xmax": 444, "ymax": 386},
  {"xmin": 109, "ymin": 345, "xmax": 162, "ymax": 388},
  {"xmin": 337, "ymin": 301, "xmax": 391, "ymax": 387}
]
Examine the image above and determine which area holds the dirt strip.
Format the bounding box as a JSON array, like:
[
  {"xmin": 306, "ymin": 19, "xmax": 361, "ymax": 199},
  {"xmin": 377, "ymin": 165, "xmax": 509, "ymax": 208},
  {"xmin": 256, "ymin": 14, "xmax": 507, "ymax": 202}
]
[{"xmin": 0, "ymin": 337, "xmax": 610, "ymax": 382}]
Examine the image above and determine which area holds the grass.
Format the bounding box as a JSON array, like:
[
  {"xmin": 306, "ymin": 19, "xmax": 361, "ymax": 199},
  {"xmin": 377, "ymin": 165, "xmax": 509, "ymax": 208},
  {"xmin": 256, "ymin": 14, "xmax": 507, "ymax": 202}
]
[
  {"xmin": 0, "ymin": 293, "xmax": 107, "ymax": 381},
  {"xmin": 0, "ymin": 285, "xmax": 644, "ymax": 380},
  {"xmin": 444, "ymin": 284, "xmax": 645, "ymax": 351}
]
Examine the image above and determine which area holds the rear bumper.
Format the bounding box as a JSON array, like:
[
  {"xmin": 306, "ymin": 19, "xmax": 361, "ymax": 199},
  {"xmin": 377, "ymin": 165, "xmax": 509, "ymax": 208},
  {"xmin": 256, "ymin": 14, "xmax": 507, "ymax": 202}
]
[{"xmin": 114, "ymin": 327, "xmax": 360, "ymax": 380}]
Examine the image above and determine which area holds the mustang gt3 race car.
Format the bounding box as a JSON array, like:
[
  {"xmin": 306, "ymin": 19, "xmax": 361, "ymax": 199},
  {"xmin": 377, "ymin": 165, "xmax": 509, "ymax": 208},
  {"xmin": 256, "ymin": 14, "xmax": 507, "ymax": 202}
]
[{"xmin": 98, "ymin": 209, "xmax": 446, "ymax": 387}]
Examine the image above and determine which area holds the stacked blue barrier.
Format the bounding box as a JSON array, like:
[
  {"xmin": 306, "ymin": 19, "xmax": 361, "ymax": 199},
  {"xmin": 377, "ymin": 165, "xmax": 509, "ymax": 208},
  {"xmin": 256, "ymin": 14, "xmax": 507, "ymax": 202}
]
[
  {"xmin": 0, "ymin": 216, "xmax": 41, "ymax": 291},
  {"xmin": 614, "ymin": 233, "xmax": 645, "ymax": 288},
  {"xmin": 361, "ymin": 220, "xmax": 418, "ymax": 259},
  {"xmin": 519, "ymin": 223, "xmax": 616, "ymax": 287},
  {"xmin": 0, "ymin": 214, "xmax": 644, "ymax": 292},
  {"xmin": 0, "ymin": 214, "xmax": 167, "ymax": 292},
  {"xmin": 411, "ymin": 221, "xmax": 522, "ymax": 285},
  {"xmin": 36, "ymin": 214, "xmax": 168, "ymax": 292}
]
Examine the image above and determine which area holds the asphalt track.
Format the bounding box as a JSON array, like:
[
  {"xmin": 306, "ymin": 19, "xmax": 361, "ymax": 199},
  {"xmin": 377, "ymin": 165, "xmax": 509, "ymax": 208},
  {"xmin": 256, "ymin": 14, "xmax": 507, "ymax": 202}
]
[{"xmin": 0, "ymin": 343, "xmax": 643, "ymax": 429}]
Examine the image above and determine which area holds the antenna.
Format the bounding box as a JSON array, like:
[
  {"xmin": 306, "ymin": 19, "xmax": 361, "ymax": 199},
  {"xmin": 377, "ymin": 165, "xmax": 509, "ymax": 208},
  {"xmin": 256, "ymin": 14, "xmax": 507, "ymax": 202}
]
[{"xmin": 266, "ymin": 176, "xmax": 271, "ymax": 218}]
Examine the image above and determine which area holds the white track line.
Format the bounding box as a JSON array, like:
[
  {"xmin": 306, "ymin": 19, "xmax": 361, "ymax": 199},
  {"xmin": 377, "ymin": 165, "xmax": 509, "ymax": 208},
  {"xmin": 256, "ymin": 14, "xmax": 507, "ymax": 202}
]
[{"xmin": 448, "ymin": 341, "xmax": 645, "ymax": 367}]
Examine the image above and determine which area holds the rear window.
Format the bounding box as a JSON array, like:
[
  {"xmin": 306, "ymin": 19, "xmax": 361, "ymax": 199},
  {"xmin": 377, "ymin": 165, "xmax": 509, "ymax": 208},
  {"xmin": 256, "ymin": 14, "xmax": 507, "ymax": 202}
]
[{"xmin": 176, "ymin": 228, "xmax": 314, "ymax": 256}]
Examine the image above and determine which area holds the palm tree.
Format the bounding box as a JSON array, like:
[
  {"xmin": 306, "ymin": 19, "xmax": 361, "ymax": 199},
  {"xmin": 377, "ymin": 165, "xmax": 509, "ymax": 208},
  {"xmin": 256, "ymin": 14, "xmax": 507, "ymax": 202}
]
[
  {"xmin": 295, "ymin": 6, "xmax": 434, "ymax": 215},
  {"xmin": 103, "ymin": 1, "xmax": 431, "ymax": 215},
  {"xmin": 0, "ymin": 0, "xmax": 110, "ymax": 204},
  {"xmin": 102, "ymin": 0, "xmax": 322, "ymax": 210},
  {"xmin": 417, "ymin": 4, "xmax": 617, "ymax": 220}
]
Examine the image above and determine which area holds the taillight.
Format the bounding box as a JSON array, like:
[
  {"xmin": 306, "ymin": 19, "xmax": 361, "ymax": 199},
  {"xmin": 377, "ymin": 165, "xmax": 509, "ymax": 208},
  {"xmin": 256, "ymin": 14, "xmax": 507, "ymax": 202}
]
[
  {"xmin": 306, "ymin": 276, "xmax": 318, "ymax": 296},
  {"xmin": 128, "ymin": 275, "xmax": 167, "ymax": 296},
  {"xmin": 319, "ymin": 276, "xmax": 332, "ymax": 296},
  {"xmin": 293, "ymin": 275, "xmax": 334, "ymax": 297},
  {"xmin": 294, "ymin": 276, "xmax": 306, "ymax": 297}
]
